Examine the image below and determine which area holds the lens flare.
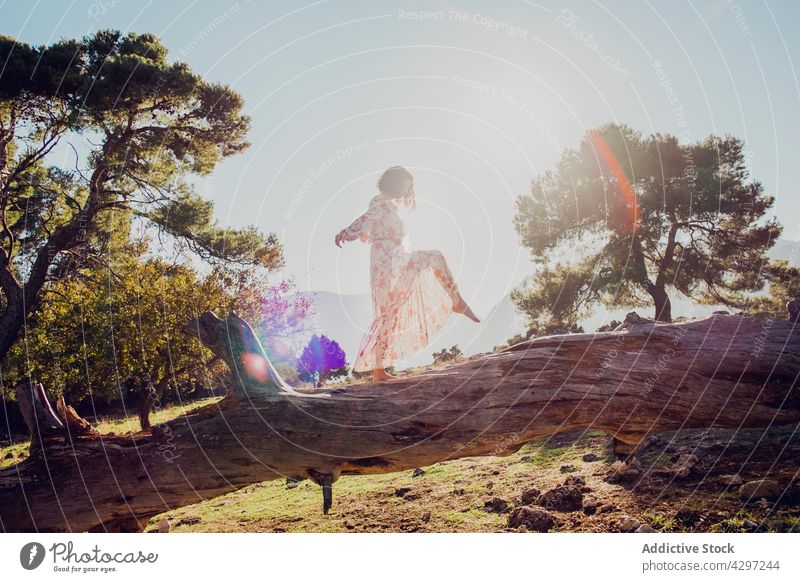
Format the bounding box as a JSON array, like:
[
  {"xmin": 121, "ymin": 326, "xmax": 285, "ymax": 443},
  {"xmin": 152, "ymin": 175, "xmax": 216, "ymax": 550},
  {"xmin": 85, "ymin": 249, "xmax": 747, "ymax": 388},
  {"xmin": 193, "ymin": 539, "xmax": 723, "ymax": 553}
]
[
  {"xmin": 588, "ymin": 131, "xmax": 641, "ymax": 233},
  {"xmin": 241, "ymin": 352, "xmax": 270, "ymax": 384}
]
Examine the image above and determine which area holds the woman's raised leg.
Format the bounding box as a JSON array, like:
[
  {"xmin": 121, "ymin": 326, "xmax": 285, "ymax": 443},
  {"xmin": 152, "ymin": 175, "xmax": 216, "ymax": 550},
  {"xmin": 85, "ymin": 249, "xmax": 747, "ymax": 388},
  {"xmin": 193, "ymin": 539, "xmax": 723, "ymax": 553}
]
[{"xmin": 414, "ymin": 250, "xmax": 480, "ymax": 323}]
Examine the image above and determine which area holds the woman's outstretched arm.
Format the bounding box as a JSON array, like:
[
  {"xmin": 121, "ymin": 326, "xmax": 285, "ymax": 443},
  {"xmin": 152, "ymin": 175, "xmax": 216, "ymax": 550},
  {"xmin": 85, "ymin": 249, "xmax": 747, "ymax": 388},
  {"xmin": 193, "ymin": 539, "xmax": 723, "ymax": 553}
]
[{"xmin": 335, "ymin": 199, "xmax": 383, "ymax": 247}]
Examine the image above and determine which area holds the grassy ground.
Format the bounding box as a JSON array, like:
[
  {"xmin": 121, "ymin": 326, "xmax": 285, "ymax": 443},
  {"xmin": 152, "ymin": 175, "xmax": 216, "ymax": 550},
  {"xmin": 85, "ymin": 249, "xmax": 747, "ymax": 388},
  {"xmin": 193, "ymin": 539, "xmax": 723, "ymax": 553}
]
[
  {"xmin": 3, "ymin": 394, "xmax": 799, "ymax": 533},
  {"xmin": 146, "ymin": 424, "xmax": 800, "ymax": 533},
  {"xmin": 141, "ymin": 431, "xmax": 608, "ymax": 533},
  {"xmin": 0, "ymin": 397, "xmax": 220, "ymax": 469}
]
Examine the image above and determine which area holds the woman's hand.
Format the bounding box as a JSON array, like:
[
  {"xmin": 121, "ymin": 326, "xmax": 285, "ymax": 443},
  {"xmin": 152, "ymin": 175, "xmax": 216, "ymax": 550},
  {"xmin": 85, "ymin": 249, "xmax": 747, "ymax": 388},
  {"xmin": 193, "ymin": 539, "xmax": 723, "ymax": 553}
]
[{"xmin": 335, "ymin": 231, "xmax": 346, "ymax": 248}]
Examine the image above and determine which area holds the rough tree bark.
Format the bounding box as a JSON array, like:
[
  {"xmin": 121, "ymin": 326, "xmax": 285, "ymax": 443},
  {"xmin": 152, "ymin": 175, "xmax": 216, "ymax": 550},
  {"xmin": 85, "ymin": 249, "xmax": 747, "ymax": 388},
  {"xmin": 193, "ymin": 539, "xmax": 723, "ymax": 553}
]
[{"xmin": 1, "ymin": 306, "xmax": 798, "ymax": 532}]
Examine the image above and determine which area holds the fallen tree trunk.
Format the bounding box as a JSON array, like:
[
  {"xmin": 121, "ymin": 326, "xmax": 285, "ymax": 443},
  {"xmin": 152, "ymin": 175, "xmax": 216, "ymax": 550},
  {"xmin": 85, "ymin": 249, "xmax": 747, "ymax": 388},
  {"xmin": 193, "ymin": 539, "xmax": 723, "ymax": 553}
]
[{"xmin": 1, "ymin": 307, "xmax": 798, "ymax": 532}]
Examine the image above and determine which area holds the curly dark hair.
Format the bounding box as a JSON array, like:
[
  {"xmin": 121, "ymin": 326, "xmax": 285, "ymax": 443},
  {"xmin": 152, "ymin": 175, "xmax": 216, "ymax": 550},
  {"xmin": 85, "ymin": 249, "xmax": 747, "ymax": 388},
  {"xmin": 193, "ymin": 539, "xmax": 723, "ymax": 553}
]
[{"xmin": 377, "ymin": 166, "xmax": 415, "ymax": 208}]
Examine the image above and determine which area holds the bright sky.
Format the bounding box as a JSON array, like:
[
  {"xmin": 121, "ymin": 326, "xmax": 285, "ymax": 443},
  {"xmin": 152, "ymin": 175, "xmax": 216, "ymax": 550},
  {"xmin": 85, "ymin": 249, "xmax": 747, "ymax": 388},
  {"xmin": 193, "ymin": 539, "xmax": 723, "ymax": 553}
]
[{"xmin": 3, "ymin": 0, "xmax": 800, "ymax": 317}]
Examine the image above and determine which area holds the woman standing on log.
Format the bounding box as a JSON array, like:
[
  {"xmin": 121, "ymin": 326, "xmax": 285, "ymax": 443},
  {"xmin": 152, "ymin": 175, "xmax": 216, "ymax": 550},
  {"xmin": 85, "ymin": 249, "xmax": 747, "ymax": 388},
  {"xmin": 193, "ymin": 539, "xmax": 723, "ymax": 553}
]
[{"xmin": 335, "ymin": 166, "xmax": 480, "ymax": 382}]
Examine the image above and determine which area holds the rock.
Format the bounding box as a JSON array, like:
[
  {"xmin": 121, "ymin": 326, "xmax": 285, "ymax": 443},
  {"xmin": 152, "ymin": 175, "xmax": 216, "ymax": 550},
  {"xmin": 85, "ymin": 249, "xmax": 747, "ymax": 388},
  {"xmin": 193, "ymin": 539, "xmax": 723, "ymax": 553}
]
[
  {"xmin": 612, "ymin": 438, "xmax": 641, "ymax": 456},
  {"xmin": 564, "ymin": 475, "xmax": 585, "ymax": 488},
  {"xmin": 521, "ymin": 486, "xmax": 541, "ymax": 506},
  {"xmin": 754, "ymin": 498, "xmax": 771, "ymax": 509},
  {"xmin": 739, "ymin": 479, "xmax": 782, "ymax": 500},
  {"xmin": 720, "ymin": 474, "xmax": 744, "ymax": 487},
  {"xmin": 483, "ymin": 497, "xmax": 509, "ymax": 513},
  {"xmin": 635, "ymin": 524, "xmax": 656, "ymax": 533},
  {"xmin": 742, "ymin": 519, "xmax": 759, "ymax": 531},
  {"xmin": 618, "ymin": 515, "xmax": 642, "ymax": 532},
  {"xmin": 581, "ymin": 497, "xmax": 598, "ymax": 515},
  {"xmin": 402, "ymin": 490, "xmax": 424, "ymax": 501},
  {"xmin": 156, "ymin": 518, "xmax": 170, "ymax": 533},
  {"xmin": 175, "ymin": 517, "xmax": 201, "ymax": 527},
  {"xmin": 559, "ymin": 464, "xmax": 576, "ymax": 473},
  {"xmin": 452, "ymin": 488, "xmax": 465, "ymax": 496},
  {"xmin": 412, "ymin": 467, "xmax": 426, "ymax": 478},
  {"xmin": 644, "ymin": 435, "xmax": 665, "ymax": 449},
  {"xmin": 394, "ymin": 487, "xmax": 412, "ymax": 498},
  {"xmin": 538, "ymin": 485, "xmax": 583, "ymax": 512},
  {"xmin": 669, "ymin": 453, "xmax": 698, "ymax": 479},
  {"xmin": 285, "ymin": 476, "xmax": 304, "ymax": 489},
  {"xmin": 508, "ymin": 507, "xmax": 555, "ymax": 532},
  {"xmin": 607, "ymin": 457, "xmax": 642, "ymax": 483},
  {"xmin": 520, "ymin": 455, "xmax": 531, "ymax": 462},
  {"xmin": 596, "ymin": 503, "xmax": 617, "ymax": 514},
  {"xmin": 582, "ymin": 453, "xmax": 599, "ymax": 462},
  {"xmin": 421, "ymin": 511, "xmax": 431, "ymax": 523}
]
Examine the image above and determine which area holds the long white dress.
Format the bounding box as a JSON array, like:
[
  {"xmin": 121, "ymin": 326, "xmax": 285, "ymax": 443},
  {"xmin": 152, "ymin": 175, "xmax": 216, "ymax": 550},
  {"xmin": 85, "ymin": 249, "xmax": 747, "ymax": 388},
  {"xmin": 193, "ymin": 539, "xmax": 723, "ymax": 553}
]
[{"xmin": 340, "ymin": 194, "xmax": 460, "ymax": 372}]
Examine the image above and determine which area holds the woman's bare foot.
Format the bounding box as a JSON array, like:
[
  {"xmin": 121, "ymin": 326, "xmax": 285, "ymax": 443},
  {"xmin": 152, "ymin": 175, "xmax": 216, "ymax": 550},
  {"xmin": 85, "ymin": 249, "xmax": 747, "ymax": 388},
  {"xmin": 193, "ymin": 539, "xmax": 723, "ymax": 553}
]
[
  {"xmin": 452, "ymin": 293, "xmax": 480, "ymax": 323},
  {"xmin": 372, "ymin": 368, "xmax": 399, "ymax": 382}
]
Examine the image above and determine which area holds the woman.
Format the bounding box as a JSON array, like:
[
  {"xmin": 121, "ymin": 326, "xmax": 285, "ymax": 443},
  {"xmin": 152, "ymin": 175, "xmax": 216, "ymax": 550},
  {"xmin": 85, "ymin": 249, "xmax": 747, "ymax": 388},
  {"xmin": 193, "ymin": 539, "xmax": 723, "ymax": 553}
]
[{"xmin": 334, "ymin": 166, "xmax": 480, "ymax": 382}]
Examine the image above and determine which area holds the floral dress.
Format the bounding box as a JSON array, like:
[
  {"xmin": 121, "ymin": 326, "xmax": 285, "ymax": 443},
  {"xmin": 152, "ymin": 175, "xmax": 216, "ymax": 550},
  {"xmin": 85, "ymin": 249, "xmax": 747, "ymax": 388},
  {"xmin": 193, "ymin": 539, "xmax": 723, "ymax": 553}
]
[{"xmin": 340, "ymin": 194, "xmax": 460, "ymax": 372}]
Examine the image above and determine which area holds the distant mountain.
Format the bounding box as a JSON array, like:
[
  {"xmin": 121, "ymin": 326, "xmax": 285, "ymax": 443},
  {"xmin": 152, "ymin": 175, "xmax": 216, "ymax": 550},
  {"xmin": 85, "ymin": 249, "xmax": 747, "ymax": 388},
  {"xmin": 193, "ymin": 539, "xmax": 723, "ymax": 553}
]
[{"xmin": 293, "ymin": 238, "xmax": 799, "ymax": 371}]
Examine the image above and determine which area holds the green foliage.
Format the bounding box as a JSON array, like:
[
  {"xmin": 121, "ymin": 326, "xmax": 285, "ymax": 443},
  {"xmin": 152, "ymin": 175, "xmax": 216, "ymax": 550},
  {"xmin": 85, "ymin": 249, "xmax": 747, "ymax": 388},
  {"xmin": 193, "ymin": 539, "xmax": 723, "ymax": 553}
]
[
  {"xmin": 596, "ymin": 320, "xmax": 622, "ymax": 332},
  {"xmin": 640, "ymin": 510, "xmax": 681, "ymax": 532},
  {"xmin": 745, "ymin": 259, "xmax": 800, "ymax": 314},
  {"xmin": 2, "ymin": 223, "xmax": 308, "ymax": 430},
  {"xmin": 0, "ymin": 30, "xmax": 281, "ymax": 362},
  {"xmin": 326, "ymin": 365, "xmax": 350, "ymax": 383},
  {"xmin": 513, "ymin": 123, "xmax": 782, "ymax": 325},
  {"xmin": 5, "ymin": 245, "xmax": 233, "ymax": 409},
  {"xmin": 511, "ymin": 260, "xmax": 609, "ymax": 331},
  {"xmin": 149, "ymin": 194, "xmax": 282, "ymax": 269},
  {"xmin": 432, "ymin": 345, "xmax": 463, "ymax": 364}
]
